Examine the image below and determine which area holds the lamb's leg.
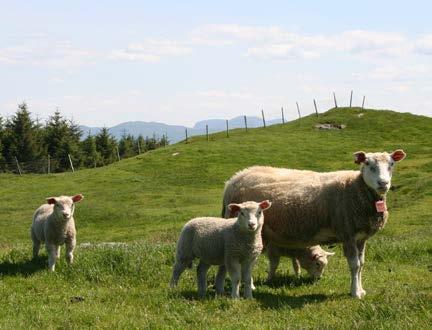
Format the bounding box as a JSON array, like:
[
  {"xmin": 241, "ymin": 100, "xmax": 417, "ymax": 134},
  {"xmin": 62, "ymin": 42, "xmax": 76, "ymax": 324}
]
[
  {"xmin": 226, "ymin": 260, "xmax": 241, "ymax": 299},
  {"xmin": 292, "ymin": 258, "xmax": 301, "ymax": 278},
  {"xmin": 267, "ymin": 252, "xmax": 281, "ymax": 281},
  {"xmin": 46, "ymin": 243, "xmax": 59, "ymax": 272},
  {"xmin": 170, "ymin": 261, "xmax": 188, "ymax": 288},
  {"xmin": 65, "ymin": 236, "xmax": 76, "ymax": 265},
  {"xmin": 343, "ymin": 240, "xmax": 361, "ymax": 298},
  {"xmin": 215, "ymin": 265, "xmax": 226, "ymax": 295},
  {"xmin": 31, "ymin": 229, "xmax": 41, "ymax": 259},
  {"xmin": 241, "ymin": 262, "xmax": 254, "ymax": 299},
  {"xmin": 356, "ymin": 240, "xmax": 367, "ymax": 298},
  {"xmin": 197, "ymin": 261, "xmax": 210, "ymax": 298}
]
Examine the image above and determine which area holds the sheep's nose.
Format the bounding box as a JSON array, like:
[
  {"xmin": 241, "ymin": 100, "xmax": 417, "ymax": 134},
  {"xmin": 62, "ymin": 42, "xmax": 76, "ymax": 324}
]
[
  {"xmin": 63, "ymin": 213, "xmax": 70, "ymax": 218},
  {"xmin": 377, "ymin": 179, "xmax": 389, "ymax": 188},
  {"xmin": 248, "ymin": 223, "xmax": 256, "ymax": 230}
]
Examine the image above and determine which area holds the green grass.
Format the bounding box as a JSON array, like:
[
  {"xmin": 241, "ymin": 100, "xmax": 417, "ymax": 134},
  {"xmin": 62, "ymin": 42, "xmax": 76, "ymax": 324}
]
[{"xmin": 1, "ymin": 107, "xmax": 431, "ymax": 328}]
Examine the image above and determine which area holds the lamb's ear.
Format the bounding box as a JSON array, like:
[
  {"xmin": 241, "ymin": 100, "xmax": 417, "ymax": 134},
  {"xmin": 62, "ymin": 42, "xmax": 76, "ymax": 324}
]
[
  {"xmin": 259, "ymin": 200, "xmax": 272, "ymax": 210},
  {"xmin": 354, "ymin": 151, "xmax": 366, "ymax": 164},
  {"xmin": 228, "ymin": 204, "xmax": 241, "ymax": 217},
  {"xmin": 71, "ymin": 194, "xmax": 84, "ymax": 203},
  {"xmin": 391, "ymin": 150, "xmax": 406, "ymax": 162},
  {"xmin": 324, "ymin": 251, "xmax": 335, "ymax": 257},
  {"xmin": 47, "ymin": 197, "xmax": 57, "ymax": 205}
]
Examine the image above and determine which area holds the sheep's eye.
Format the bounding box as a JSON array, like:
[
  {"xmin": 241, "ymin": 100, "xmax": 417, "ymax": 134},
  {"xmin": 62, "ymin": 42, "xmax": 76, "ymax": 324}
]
[
  {"xmin": 370, "ymin": 166, "xmax": 377, "ymax": 173},
  {"xmin": 316, "ymin": 262, "xmax": 320, "ymax": 267}
]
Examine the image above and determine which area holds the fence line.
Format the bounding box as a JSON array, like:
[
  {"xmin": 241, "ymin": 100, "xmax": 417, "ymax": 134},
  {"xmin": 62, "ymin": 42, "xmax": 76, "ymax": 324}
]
[{"xmin": 1, "ymin": 90, "xmax": 367, "ymax": 175}]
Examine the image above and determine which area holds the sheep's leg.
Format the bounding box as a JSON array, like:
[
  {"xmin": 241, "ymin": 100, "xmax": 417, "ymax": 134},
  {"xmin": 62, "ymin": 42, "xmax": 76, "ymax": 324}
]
[
  {"xmin": 197, "ymin": 261, "xmax": 210, "ymax": 298},
  {"xmin": 46, "ymin": 243, "xmax": 59, "ymax": 272},
  {"xmin": 226, "ymin": 261, "xmax": 241, "ymax": 299},
  {"xmin": 267, "ymin": 252, "xmax": 281, "ymax": 281},
  {"xmin": 31, "ymin": 229, "xmax": 41, "ymax": 259},
  {"xmin": 356, "ymin": 240, "xmax": 367, "ymax": 298},
  {"xmin": 65, "ymin": 237, "xmax": 76, "ymax": 265},
  {"xmin": 215, "ymin": 265, "xmax": 226, "ymax": 295},
  {"xmin": 343, "ymin": 240, "xmax": 361, "ymax": 298},
  {"xmin": 241, "ymin": 262, "xmax": 254, "ymax": 299},
  {"xmin": 292, "ymin": 258, "xmax": 301, "ymax": 278},
  {"xmin": 170, "ymin": 261, "xmax": 188, "ymax": 288}
]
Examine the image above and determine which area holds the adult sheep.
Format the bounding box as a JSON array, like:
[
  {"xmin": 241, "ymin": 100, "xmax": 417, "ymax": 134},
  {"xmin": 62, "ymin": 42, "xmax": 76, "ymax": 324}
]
[{"xmin": 222, "ymin": 150, "xmax": 406, "ymax": 298}]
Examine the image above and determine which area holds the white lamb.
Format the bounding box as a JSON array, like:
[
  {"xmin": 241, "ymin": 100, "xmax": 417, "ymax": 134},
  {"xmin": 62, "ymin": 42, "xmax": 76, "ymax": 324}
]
[
  {"xmin": 170, "ymin": 200, "xmax": 271, "ymax": 299},
  {"xmin": 31, "ymin": 194, "xmax": 84, "ymax": 271}
]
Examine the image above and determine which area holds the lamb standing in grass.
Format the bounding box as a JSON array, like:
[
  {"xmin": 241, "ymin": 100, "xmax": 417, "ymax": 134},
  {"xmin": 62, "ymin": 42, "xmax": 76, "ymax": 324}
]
[
  {"xmin": 222, "ymin": 150, "xmax": 406, "ymax": 298},
  {"xmin": 170, "ymin": 200, "xmax": 271, "ymax": 298},
  {"xmin": 31, "ymin": 194, "xmax": 84, "ymax": 271},
  {"xmin": 266, "ymin": 244, "xmax": 334, "ymax": 281}
]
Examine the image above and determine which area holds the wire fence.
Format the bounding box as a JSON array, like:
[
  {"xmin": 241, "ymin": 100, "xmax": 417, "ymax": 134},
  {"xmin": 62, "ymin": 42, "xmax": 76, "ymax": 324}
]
[{"xmin": 1, "ymin": 90, "xmax": 367, "ymax": 175}]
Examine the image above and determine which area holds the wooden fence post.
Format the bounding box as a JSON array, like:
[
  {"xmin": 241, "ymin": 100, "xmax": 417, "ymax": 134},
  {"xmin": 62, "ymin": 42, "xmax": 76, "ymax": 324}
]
[
  {"xmin": 313, "ymin": 99, "xmax": 319, "ymax": 116},
  {"xmin": 137, "ymin": 140, "xmax": 141, "ymax": 154},
  {"xmin": 350, "ymin": 90, "xmax": 353, "ymax": 107},
  {"xmin": 244, "ymin": 115, "xmax": 248, "ymax": 132},
  {"xmin": 296, "ymin": 102, "xmax": 301, "ymax": 119},
  {"xmin": 68, "ymin": 154, "xmax": 75, "ymax": 173},
  {"xmin": 206, "ymin": 125, "xmax": 209, "ymax": 141},
  {"xmin": 281, "ymin": 107, "xmax": 285, "ymax": 124},
  {"xmin": 47, "ymin": 154, "xmax": 50, "ymax": 174},
  {"xmin": 116, "ymin": 147, "xmax": 120, "ymax": 162},
  {"xmin": 333, "ymin": 92, "xmax": 338, "ymax": 108},
  {"xmin": 362, "ymin": 95, "xmax": 366, "ymax": 109},
  {"xmin": 261, "ymin": 109, "xmax": 266, "ymax": 128},
  {"xmin": 226, "ymin": 119, "xmax": 229, "ymax": 138},
  {"xmin": 185, "ymin": 128, "xmax": 188, "ymax": 141},
  {"xmin": 14, "ymin": 157, "xmax": 22, "ymax": 176}
]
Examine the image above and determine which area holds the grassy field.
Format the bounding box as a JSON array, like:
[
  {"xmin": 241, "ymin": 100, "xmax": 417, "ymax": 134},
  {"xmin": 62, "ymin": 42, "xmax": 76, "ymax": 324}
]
[{"xmin": 0, "ymin": 107, "xmax": 431, "ymax": 328}]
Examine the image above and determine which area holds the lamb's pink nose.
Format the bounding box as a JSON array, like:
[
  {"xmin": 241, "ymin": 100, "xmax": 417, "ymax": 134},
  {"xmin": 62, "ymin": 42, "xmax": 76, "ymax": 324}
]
[
  {"xmin": 248, "ymin": 224, "xmax": 256, "ymax": 230},
  {"xmin": 63, "ymin": 213, "xmax": 70, "ymax": 218}
]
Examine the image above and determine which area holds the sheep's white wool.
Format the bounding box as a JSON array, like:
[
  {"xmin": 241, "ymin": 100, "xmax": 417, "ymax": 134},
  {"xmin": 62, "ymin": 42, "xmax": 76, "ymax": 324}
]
[{"xmin": 30, "ymin": 194, "xmax": 84, "ymax": 271}]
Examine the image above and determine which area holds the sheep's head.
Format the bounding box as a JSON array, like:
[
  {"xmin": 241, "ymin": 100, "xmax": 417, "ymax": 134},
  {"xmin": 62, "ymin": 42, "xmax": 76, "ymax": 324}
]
[
  {"xmin": 300, "ymin": 248, "xmax": 335, "ymax": 280},
  {"xmin": 47, "ymin": 194, "xmax": 84, "ymax": 221},
  {"xmin": 354, "ymin": 150, "xmax": 406, "ymax": 196},
  {"xmin": 228, "ymin": 200, "xmax": 271, "ymax": 232}
]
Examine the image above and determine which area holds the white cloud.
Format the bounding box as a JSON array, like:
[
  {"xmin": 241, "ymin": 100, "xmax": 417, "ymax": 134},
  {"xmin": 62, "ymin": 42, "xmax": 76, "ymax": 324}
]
[
  {"xmin": 414, "ymin": 34, "xmax": 432, "ymax": 55},
  {"xmin": 0, "ymin": 39, "xmax": 98, "ymax": 67},
  {"xmin": 110, "ymin": 39, "xmax": 192, "ymax": 62}
]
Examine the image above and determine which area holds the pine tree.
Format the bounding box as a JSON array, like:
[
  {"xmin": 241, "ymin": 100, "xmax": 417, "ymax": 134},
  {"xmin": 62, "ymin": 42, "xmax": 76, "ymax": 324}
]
[
  {"xmin": 0, "ymin": 117, "xmax": 4, "ymax": 163},
  {"xmin": 80, "ymin": 131, "xmax": 101, "ymax": 167},
  {"xmin": 95, "ymin": 127, "xmax": 117, "ymax": 165},
  {"xmin": 136, "ymin": 134, "xmax": 146, "ymax": 154},
  {"xmin": 2, "ymin": 103, "xmax": 41, "ymax": 162},
  {"xmin": 118, "ymin": 133, "xmax": 136, "ymax": 158},
  {"xmin": 44, "ymin": 110, "xmax": 82, "ymax": 171}
]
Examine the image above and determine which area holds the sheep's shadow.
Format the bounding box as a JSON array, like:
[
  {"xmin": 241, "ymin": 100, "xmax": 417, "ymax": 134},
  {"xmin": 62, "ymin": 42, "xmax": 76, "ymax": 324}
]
[
  {"xmin": 254, "ymin": 291, "xmax": 332, "ymax": 309},
  {"xmin": 255, "ymin": 274, "xmax": 316, "ymax": 288},
  {"xmin": 0, "ymin": 256, "xmax": 46, "ymax": 276}
]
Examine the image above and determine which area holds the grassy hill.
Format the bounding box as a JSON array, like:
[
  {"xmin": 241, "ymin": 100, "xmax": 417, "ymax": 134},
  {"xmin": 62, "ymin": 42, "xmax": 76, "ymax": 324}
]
[{"xmin": 0, "ymin": 107, "xmax": 431, "ymax": 328}]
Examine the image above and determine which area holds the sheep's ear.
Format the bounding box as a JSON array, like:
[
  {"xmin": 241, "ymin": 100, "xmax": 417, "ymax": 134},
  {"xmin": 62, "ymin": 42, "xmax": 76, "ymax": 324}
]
[
  {"xmin": 391, "ymin": 150, "xmax": 406, "ymax": 162},
  {"xmin": 310, "ymin": 254, "xmax": 320, "ymax": 261},
  {"xmin": 324, "ymin": 251, "xmax": 335, "ymax": 257},
  {"xmin": 228, "ymin": 204, "xmax": 241, "ymax": 217},
  {"xmin": 47, "ymin": 197, "xmax": 57, "ymax": 205},
  {"xmin": 354, "ymin": 151, "xmax": 366, "ymax": 164},
  {"xmin": 259, "ymin": 200, "xmax": 272, "ymax": 210},
  {"xmin": 71, "ymin": 194, "xmax": 84, "ymax": 203}
]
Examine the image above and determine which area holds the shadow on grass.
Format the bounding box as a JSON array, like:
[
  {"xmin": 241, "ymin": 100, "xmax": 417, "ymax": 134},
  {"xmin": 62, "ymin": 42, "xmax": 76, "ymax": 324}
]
[
  {"xmin": 0, "ymin": 256, "xmax": 46, "ymax": 276},
  {"xmin": 254, "ymin": 291, "xmax": 330, "ymax": 309},
  {"xmin": 255, "ymin": 274, "xmax": 316, "ymax": 288}
]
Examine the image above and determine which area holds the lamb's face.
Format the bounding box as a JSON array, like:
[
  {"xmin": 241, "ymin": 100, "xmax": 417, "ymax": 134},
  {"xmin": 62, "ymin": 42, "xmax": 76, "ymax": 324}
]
[
  {"xmin": 300, "ymin": 249, "xmax": 335, "ymax": 280},
  {"xmin": 228, "ymin": 200, "xmax": 271, "ymax": 232},
  {"xmin": 47, "ymin": 194, "xmax": 84, "ymax": 221},
  {"xmin": 354, "ymin": 150, "xmax": 406, "ymax": 196}
]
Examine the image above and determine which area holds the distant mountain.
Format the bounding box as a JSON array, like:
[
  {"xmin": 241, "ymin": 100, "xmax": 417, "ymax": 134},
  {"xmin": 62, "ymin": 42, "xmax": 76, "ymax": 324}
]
[{"xmin": 79, "ymin": 115, "xmax": 282, "ymax": 143}]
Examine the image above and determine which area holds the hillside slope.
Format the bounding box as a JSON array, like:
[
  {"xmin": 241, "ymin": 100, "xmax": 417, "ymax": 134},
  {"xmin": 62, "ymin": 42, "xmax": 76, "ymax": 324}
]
[{"xmin": 0, "ymin": 107, "xmax": 431, "ymax": 328}]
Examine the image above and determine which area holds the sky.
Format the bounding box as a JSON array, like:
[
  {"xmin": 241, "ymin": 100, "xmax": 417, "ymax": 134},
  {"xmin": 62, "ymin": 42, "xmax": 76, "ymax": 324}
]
[{"xmin": 1, "ymin": 0, "xmax": 431, "ymax": 127}]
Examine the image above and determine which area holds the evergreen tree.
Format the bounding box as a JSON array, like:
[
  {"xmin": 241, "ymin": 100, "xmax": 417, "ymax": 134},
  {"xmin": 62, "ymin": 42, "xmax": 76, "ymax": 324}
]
[
  {"xmin": 80, "ymin": 131, "xmax": 101, "ymax": 167},
  {"xmin": 2, "ymin": 103, "xmax": 41, "ymax": 162},
  {"xmin": 95, "ymin": 127, "xmax": 117, "ymax": 165},
  {"xmin": 0, "ymin": 117, "xmax": 4, "ymax": 163},
  {"xmin": 136, "ymin": 134, "xmax": 146, "ymax": 154},
  {"xmin": 44, "ymin": 110, "xmax": 82, "ymax": 171},
  {"xmin": 118, "ymin": 133, "xmax": 135, "ymax": 158}
]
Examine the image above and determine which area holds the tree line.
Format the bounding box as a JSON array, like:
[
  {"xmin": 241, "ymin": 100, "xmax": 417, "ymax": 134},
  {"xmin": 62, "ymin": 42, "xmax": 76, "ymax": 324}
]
[{"xmin": 0, "ymin": 103, "xmax": 168, "ymax": 173}]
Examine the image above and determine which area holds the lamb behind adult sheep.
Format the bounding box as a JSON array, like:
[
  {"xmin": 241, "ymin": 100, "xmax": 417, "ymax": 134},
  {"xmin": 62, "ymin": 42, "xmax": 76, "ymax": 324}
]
[
  {"xmin": 266, "ymin": 244, "xmax": 334, "ymax": 281},
  {"xmin": 222, "ymin": 150, "xmax": 406, "ymax": 298},
  {"xmin": 31, "ymin": 194, "xmax": 84, "ymax": 271},
  {"xmin": 170, "ymin": 200, "xmax": 271, "ymax": 299}
]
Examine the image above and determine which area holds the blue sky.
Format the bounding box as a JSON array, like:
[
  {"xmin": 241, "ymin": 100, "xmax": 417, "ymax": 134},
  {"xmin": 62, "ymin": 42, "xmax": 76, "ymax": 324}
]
[{"xmin": 1, "ymin": 1, "xmax": 431, "ymax": 127}]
